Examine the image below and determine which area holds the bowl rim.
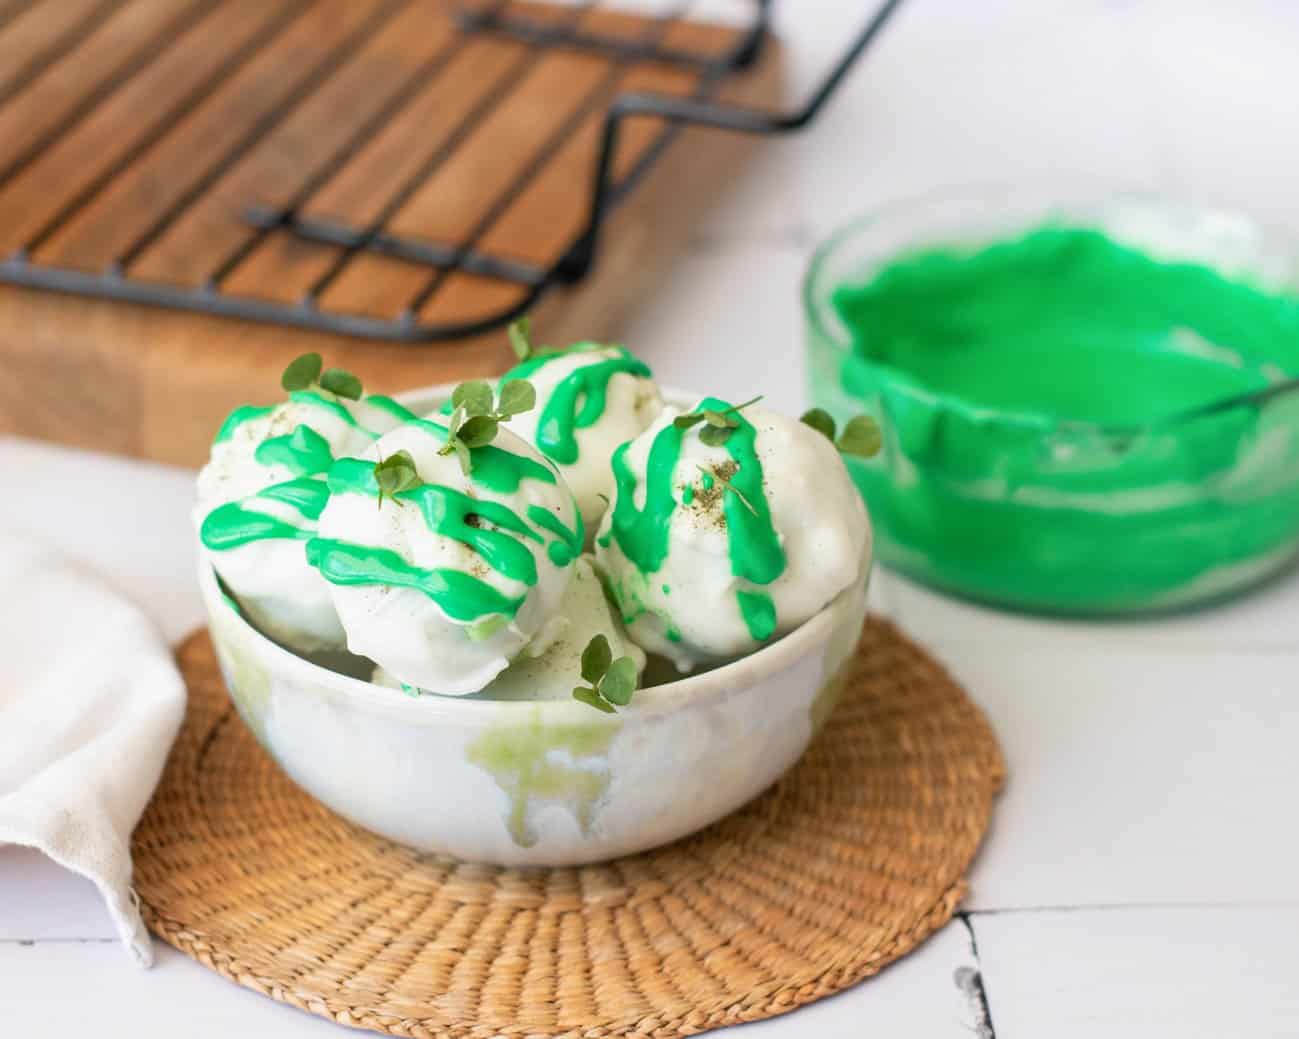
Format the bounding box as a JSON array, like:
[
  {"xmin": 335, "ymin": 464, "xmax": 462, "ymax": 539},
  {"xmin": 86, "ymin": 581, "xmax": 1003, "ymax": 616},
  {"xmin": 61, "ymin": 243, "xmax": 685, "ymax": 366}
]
[
  {"xmin": 203, "ymin": 383, "xmax": 867, "ymax": 722},
  {"xmin": 801, "ymin": 182, "xmax": 1299, "ymax": 437}
]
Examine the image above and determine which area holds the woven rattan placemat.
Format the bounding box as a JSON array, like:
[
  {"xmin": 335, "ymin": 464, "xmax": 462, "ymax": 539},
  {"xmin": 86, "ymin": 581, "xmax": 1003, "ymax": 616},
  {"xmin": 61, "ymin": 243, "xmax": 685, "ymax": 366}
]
[{"xmin": 133, "ymin": 619, "xmax": 1004, "ymax": 1038}]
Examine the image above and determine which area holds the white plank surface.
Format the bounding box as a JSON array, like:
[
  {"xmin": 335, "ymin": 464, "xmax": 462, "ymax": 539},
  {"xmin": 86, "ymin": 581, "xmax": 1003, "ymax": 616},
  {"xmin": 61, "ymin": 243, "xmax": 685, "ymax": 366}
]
[
  {"xmin": 0, "ymin": 920, "xmax": 985, "ymax": 1038},
  {"xmin": 946, "ymin": 644, "xmax": 1299, "ymax": 910},
  {"xmin": 0, "ymin": 942, "xmax": 361, "ymax": 1038},
  {"xmin": 971, "ymin": 906, "xmax": 1299, "ymax": 1038},
  {"xmin": 0, "ymin": 847, "xmax": 117, "ymax": 941},
  {"xmin": 4, "ymin": 0, "xmax": 1299, "ymax": 1034}
]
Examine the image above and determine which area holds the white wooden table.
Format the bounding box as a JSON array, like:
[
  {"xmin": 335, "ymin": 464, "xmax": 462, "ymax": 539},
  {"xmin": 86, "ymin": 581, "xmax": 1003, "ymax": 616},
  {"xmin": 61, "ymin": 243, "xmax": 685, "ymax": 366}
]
[{"xmin": 4, "ymin": 1, "xmax": 1298, "ymax": 1035}]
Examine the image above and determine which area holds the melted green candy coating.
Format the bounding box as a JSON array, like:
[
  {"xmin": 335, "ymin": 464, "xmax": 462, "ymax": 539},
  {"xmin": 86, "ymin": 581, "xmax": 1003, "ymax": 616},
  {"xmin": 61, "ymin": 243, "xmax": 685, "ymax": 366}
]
[
  {"xmin": 306, "ymin": 538, "xmax": 526, "ymax": 622},
  {"xmin": 201, "ymin": 503, "xmax": 311, "ymax": 551},
  {"xmin": 329, "ymin": 458, "xmax": 543, "ymax": 587},
  {"xmin": 201, "ymin": 477, "xmax": 329, "ymax": 552},
  {"xmin": 316, "ymin": 443, "xmax": 575, "ymax": 622},
  {"xmin": 715, "ymin": 401, "xmax": 785, "ymax": 588},
  {"xmin": 735, "ymin": 588, "xmax": 777, "ymax": 641},
  {"xmin": 254, "ymin": 425, "xmax": 334, "ymax": 475},
  {"xmin": 214, "ymin": 404, "xmax": 274, "ymax": 444},
  {"xmin": 258, "ymin": 476, "xmax": 330, "ymax": 519},
  {"xmin": 362, "ymin": 394, "xmax": 419, "ymax": 425},
  {"xmin": 204, "ymin": 392, "xmax": 418, "ymax": 557},
  {"xmin": 408, "ymin": 419, "xmax": 556, "ymax": 494},
  {"xmin": 833, "ymin": 227, "xmax": 1297, "ymax": 425},
  {"xmin": 823, "ymin": 224, "xmax": 1299, "ymax": 612},
  {"xmin": 526, "ymin": 504, "xmax": 585, "ymax": 567},
  {"xmin": 501, "ymin": 344, "xmax": 652, "ymax": 464}
]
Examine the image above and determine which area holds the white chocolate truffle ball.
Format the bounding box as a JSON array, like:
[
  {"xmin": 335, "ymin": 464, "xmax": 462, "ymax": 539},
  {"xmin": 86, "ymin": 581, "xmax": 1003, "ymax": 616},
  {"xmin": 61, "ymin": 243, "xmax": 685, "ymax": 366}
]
[
  {"xmin": 595, "ymin": 398, "xmax": 870, "ymax": 671},
  {"xmin": 195, "ymin": 389, "xmax": 414, "ymax": 651},
  {"xmin": 311, "ymin": 419, "xmax": 582, "ymax": 695}
]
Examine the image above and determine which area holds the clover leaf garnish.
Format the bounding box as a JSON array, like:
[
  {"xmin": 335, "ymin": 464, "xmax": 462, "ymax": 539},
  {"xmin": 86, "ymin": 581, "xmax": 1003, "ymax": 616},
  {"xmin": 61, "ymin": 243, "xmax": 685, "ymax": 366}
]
[
  {"xmin": 572, "ymin": 633, "xmax": 638, "ymax": 714},
  {"xmin": 508, "ymin": 317, "xmax": 536, "ymax": 362},
  {"xmin": 673, "ymin": 395, "xmax": 763, "ymax": 447},
  {"xmin": 800, "ymin": 409, "xmax": 883, "ymax": 459},
  {"xmin": 320, "ymin": 368, "xmax": 363, "ymax": 400},
  {"xmin": 799, "ymin": 407, "xmax": 836, "ymax": 441},
  {"xmin": 439, "ymin": 378, "xmax": 537, "ymax": 475},
  {"xmin": 281, "ymin": 352, "xmax": 363, "ymax": 400},
  {"xmin": 373, "ymin": 450, "xmax": 422, "ymax": 509}
]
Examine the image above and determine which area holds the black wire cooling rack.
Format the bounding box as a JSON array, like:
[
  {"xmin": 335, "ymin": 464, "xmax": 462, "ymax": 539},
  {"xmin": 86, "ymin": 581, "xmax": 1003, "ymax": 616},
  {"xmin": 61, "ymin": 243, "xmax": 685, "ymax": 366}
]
[{"xmin": 0, "ymin": 0, "xmax": 904, "ymax": 343}]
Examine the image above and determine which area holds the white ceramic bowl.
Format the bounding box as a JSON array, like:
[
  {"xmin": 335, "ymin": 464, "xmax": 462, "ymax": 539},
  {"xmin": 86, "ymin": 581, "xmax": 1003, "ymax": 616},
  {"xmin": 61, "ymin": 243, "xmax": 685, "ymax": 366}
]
[{"xmin": 199, "ymin": 387, "xmax": 873, "ymax": 867}]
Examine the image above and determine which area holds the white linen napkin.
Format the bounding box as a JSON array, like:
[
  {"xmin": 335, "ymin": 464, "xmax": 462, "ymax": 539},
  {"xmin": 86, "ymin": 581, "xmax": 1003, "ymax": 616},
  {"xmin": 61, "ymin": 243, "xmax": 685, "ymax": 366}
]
[{"xmin": 0, "ymin": 531, "xmax": 185, "ymax": 967}]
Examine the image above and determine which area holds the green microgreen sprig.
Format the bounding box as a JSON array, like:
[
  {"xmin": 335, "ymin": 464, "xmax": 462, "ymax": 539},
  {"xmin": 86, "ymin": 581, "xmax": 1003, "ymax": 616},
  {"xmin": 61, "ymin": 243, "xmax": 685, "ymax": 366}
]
[
  {"xmin": 572, "ymin": 634, "xmax": 638, "ymax": 714},
  {"xmin": 800, "ymin": 408, "xmax": 883, "ymax": 459},
  {"xmin": 373, "ymin": 450, "xmax": 422, "ymax": 509},
  {"xmin": 508, "ymin": 317, "xmax": 537, "ymax": 362},
  {"xmin": 281, "ymin": 352, "xmax": 364, "ymax": 400},
  {"xmin": 696, "ymin": 463, "xmax": 757, "ymax": 517},
  {"xmin": 673, "ymin": 395, "xmax": 763, "ymax": 447},
  {"xmin": 438, "ymin": 378, "xmax": 537, "ymax": 475}
]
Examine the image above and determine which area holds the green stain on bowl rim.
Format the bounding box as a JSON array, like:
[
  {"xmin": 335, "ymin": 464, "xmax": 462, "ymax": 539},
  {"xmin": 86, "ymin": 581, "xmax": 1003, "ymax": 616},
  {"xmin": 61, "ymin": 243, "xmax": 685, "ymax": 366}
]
[{"xmin": 465, "ymin": 709, "xmax": 620, "ymax": 848}]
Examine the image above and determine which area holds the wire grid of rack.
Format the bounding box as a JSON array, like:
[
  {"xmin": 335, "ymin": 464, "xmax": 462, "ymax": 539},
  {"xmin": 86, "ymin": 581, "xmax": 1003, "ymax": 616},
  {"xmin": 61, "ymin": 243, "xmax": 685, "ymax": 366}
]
[{"xmin": 0, "ymin": 0, "xmax": 901, "ymax": 343}]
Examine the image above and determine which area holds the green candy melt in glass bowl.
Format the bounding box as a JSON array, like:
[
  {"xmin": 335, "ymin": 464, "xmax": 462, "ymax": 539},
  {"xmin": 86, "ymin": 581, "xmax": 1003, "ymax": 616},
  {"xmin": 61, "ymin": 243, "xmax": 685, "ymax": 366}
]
[{"xmin": 803, "ymin": 187, "xmax": 1299, "ymax": 614}]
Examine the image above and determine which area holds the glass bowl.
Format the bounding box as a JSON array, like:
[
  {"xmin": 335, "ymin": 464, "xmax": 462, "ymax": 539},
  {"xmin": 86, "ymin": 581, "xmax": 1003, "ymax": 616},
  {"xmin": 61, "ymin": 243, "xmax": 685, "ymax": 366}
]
[{"xmin": 804, "ymin": 186, "xmax": 1299, "ymax": 614}]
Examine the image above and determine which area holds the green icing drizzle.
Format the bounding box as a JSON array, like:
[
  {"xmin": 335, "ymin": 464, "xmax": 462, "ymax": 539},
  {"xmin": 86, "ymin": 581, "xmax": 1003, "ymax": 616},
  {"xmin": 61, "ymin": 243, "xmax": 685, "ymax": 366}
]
[
  {"xmin": 736, "ymin": 589, "xmax": 777, "ymax": 641},
  {"xmin": 257, "ymin": 476, "xmax": 330, "ymax": 520},
  {"xmin": 214, "ymin": 404, "xmax": 274, "ymax": 444},
  {"xmin": 607, "ymin": 398, "xmax": 787, "ymax": 642},
  {"xmin": 362, "ymin": 394, "xmax": 418, "ymax": 424},
  {"xmin": 501, "ymin": 344, "xmax": 651, "ymax": 465},
  {"xmin": 408, "ymin": 419, "xmax": 556, "ymax": 493},
  {"xmin": 712, "ymin": 401, "xmax": 785, "ymax": 588},
  {"xmin": 607, "ymin": 424, "xmax": 685, "ymax": 573},
  {"xmin": 465, "ymin": 709, "xmax": 619, "ymax": 847},
  {"xmin": 201, "ymin": 477, "xmax": 329, "ymax": 552},
  {"xmin": 329, "ymin": 456, "xmax": 582, "ymax": 587},
  {"xmin": 287, "ymin": 389, "xmax": 378, "ymax": 434},
  {"xmin": 254, "ymin": 425, "xmax": 334, "ymax": 475},
  {"xmin": 329, "ymin": 458, "xmax": 542, "ymax": 587},
  {"xmin": 314, "ymin": 443, "xmax": 577, "ymax": 621},
  {"xmin": 526, "ymin": 504, "xmax": 584, "ymax": 566},
  {"xmin": 306, "ymin": 538, "xmax": 526, "ymax": 621},
  {"xmin": 409, "ymin": 487, "xmax": 544, "ymax": 584},
  {"xmin": 206, "ymin": 391, "xmax": 417, "ymax": 552},
  {"xmin": 216, "ymin": 392, "xmax": 410, "ymax": 453}
]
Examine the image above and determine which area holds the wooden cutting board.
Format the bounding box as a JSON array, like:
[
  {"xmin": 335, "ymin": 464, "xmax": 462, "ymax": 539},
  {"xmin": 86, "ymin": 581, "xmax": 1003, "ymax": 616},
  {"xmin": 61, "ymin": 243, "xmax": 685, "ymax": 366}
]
[{"xmin": 0, "ymin": 0, "xmax": 781, "ymax": 466}]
